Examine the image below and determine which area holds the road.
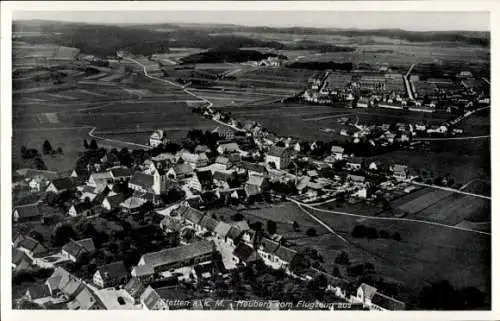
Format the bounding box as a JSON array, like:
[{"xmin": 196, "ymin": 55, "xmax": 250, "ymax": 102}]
[
  {"xmin": 414, "ymin": 135, "xmax": 490, "ymax": 141},
  {"xmin": 411, "ymin": 181, "xmax": 491, "ymax": 200},
  {"xmin": 288, "ymin": 199, "xmax": 490, "ymax": 236},
  {"xmin": 123, "ymin": 56, "xmax": 246, "ymax": 133},
  {"xmin": 88, "ymin": 127, "xmax": 150, "ymax": 149},
  {"xmin": 403, "ymin": 64, "xmax": 416, "ymax": 101},
  {"xmin": 296, "ymin": 203, "xmax": 348, "ymax": 243}
]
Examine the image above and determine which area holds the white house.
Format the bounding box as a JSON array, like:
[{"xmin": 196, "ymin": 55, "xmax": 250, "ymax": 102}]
[
  {"xmin": 150, "ymin": 129, "xmax": 168, "ymax": 147},
  {"xmin": 330, "ymin": 146, "xmax": 345, "ymax": 160},
  {"xmin": 265, "ymin": 146, "xmax": 293, "ymax": 170},
  {"xmin": 354, "ymin": 283, "xmax": 406, "ymax": 311}
]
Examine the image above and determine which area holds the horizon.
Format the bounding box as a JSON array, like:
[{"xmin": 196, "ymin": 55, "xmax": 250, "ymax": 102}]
[{"xmin": 12, "ymin": 11, "xmax": 490, "ymax": 32}]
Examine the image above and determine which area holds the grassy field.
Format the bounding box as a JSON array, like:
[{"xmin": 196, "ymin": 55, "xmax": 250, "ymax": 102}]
[
  {"xmin": 413, "ymin": 194, "xmax": 490, "ymax": 225},
  {"xmin": 12, "ymin": 127, "xmax": 90, "ymax": 172},
  {"xmin": 306, "ymin": 205, "xmax": 491, "ymax": 305}
]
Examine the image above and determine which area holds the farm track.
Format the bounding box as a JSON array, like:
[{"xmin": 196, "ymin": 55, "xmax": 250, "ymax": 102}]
[{"xmin": 288, "ymin": 199, "xmax": 490, "ymax": 236}]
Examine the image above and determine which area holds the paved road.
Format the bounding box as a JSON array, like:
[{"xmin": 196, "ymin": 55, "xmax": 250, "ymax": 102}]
[{"xmin": 288, "ymin": 199, "xmax": 490, "ymax": 236}]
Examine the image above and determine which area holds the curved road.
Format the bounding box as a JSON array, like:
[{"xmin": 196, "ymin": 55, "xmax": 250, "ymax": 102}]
[
  {"xmin": 288, "ymin": 199, "xmax": 490, "ymax": 236},
  {"xmin": 123, "ymin": 56, "xmax": 246, "ymax": 133}
]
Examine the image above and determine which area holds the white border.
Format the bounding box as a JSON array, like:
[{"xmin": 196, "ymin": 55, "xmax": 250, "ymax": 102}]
[{"xmin": 1, "ymin": 1, "xmax": 498, "ymax": 321}]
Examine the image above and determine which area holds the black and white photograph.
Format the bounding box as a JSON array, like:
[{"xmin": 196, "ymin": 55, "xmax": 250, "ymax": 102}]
[{"xmin": 1, "ymin": 1, "xmax": 496, "ymax": 316}]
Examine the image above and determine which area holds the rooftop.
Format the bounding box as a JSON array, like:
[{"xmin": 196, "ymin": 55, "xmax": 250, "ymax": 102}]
[{"xmin": 139, "ymin": 240, "xmax": 214, "ymax": 269}]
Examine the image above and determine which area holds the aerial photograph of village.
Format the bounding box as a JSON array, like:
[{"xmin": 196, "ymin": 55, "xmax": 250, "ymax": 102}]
[{"xmin": 9, "ymin": 9, "xmax": 491, "ymax": 311}]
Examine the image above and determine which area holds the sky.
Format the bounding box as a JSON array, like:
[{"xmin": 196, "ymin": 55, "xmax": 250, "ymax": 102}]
[{"xmin": 12, "ymin": 10, "xmax": 490, "ymax": 31}]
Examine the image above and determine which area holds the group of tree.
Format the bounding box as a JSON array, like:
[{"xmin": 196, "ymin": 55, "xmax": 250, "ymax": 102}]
[
  {"xmin": 42, "ymin": 140, "xmax": 63, "ymax": 155},
  {"xmin": 417, "ymin": 280, "xmax": 486, "ymax": 310},
  {"xmin": 83, "ymin": 139, "xmax": 99, "ymax": 150},
  {"xmin": 351, "ymin": 224, "xmax": 401, "ymax": 241},
  {"xmin": 268, "ymin": 180, "xmax": 298, "ymax": 196},
  {"xmin": 20, "ymin": 146, "xmax": 47, "ymax": 170}
]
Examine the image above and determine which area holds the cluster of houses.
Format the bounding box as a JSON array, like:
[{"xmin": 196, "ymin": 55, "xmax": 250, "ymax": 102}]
[
  {"xmin": 302, "ymin": 68, "xmax": 489, "ymax": 117},
  {"xmin": 15, "ymin": 197, "xmax": 405, "ymax": 310}
]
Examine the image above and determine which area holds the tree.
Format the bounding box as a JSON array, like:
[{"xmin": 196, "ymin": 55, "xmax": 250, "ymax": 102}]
[
  {"xmin": 333, "ymin": 266, "xmax": 342, "ymax": 277},
  {"xmin": 57, "ymin": 147, "xmax": 63, "ymax": 154},
  {"xmin": 43, "ymin": 140, "xmax": 53, "ymax": 155},
  {"xmin": 84, "ymin": 139, "xmax": 89, "ymax": 149},
  {"xmin": 292, "ymin": 221, "xmax": 300, "ymax": 231},
  {"xmin": 379, "ymin": 230, "xmax": 390, "ymax": 239},
  {"xmin": 53, "ymin": 224, "xmax": 77, "ymax": 246},
  {"xmin": 352, "ymin": 225, "xmax": 366, "ymax": 238},
  {"xmin": 268, "ymin": 161, "xmax": 276, "ymax": 169},
  {"xmin": 306, "ymin": 228, "xmax": 317, "ymax": 237},
  {"xmin": 231, "ymin": 213, "xmax": 245, "ymax": 221},
  {"xmin": 89, "ymin": 139, "xmax": 98, "ymax": 150},
  {"xmin": 393, "ymin": 232, "xmax": 402, "ymax": 241},
  {"xmin": 275, "ymin": 141, "xmax": 286, "ymax": 147},
  {"xmin": 335, "ymin": 251, "xmax": 350, "ymax": 265},
  {"xmin": 267, "ymin": 220, "xmax": 277, "ymax": 235}
]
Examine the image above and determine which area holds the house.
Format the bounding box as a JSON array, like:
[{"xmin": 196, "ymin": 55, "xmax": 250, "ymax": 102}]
[
  {"xmin": 213, "ymin": 171, "xmax": 234, "ymax": 189},
  {"xmin": 129, "ymin": 171, "xmax": 166, "ymax": 195},
  {"xmin": 212, "ymin": 126, "xmax": 235, "ymax": 140},
  {"xmin": 355, "ymin": 283, "xmax": 405, "ymax": 310},
  {"xmin": 257, "ymin": 238, "xmax": 296, "ymax": 271},
  {"xmin": 265, "ymin": 146, "xmax": 293, "ymax": 170},
  {"xmin": 198, "ymin": 215, "xmax": 219, "ymax": 235},
  {"xmin": 12, "ymin": 204, "xmax": 43, "ymax": 222},
  {"xmin": 61, "ymin": 238, "xmax": 96, "ymax": 262},
  {"xmin": 181, "ymin": 151, "xmax": 209, "ymax": 168},
  {"xmin": 28, "ymin": 176, "xmax": 49, "ymax": 192},
  {"xmin": 70, "ymin": 168, "xmax": 88, "ymax": 179},
  {"xmin": 108, "ymin": 167, "xmax": 132, "ymax": 182},
  {"xmin": 13, "ymin": 247, "xmax": 32, "ymax": 271},
  {"xmin": 46, "ymin": 177, "xmax": 74, "ymax": 194},
  {"xmin": 124, "ymin": 278, "xmax": 146, "ymax": 303},
  {"xmin": 427, "ymin": 125, "xmax": 448, "ymax": 134},
  {"xmin": 347, "ymin": 174, "xmax": 366, "ymax": 184},
  {"xmin": 213, "ymin": 156, "xmax": 232, "ymax": 171},
  {"xmin": 16, "ymin": 237, "xmax": 49, "ymax": 258},
  {"xmin": 140, "ymin": 286, "xmax": 168, "ymax": 310},
  {"xmin": 88, "ymin": 172, "xmax": 113, "ymax": 189},
  {"xmin": 330, "ymin": 146, "xmax": 345, "ymax": 160},
  {"xmin": 176, "ymin": 205, "xmax": 205, "ymax": 231},
  {"xmin": 120, "ymin": 196, "xmax": 147, "ymax": 214},
  {"xmin": 213, "ymin": 221, "xmax": 232, "ymax": 241},
  {"xmin": 244, "ymin": 175, "xmax": 269, "ymax": 197},
  {"xmin": 392, "ymin": 164, "xmax": 408, "ymax": 181},
  {"xmin": 150, "ymin": 129, "xmax": 168, "ymax": 147},
  {"xmin": 167, "ymin": 163, "xmax": 194, "ymax": 180},
  {"xmin": 195, "ymin": 170, "xmax": 214, "ymax": 191},
  {"xmin": 25, "ymin": 284, "xmax": 52, "ymax": 303},
  {"xmin": 135, "ymin": 240, "xmax": 215, "ymax": 274},
  {"xmin": 67, "ymin": 286, "xmax": 105, "ymax": 310},
  {"xmin": 93, "ymin": 261, "xmax": 129, "ymax": 288},
  {"xmin": 101, "ymin": 193, "xmax": 126, "ymax": 211},
  {"xmin": 226, "ymin": 226, "xmax": 243, "ymax": 247},
  {"xmin": 45, "ymin": 267, "xmax": 85, "ymax": 300},
  {"xmin": 346, "ymin": 158, "xmax": 363, "ymax": 171},
  {"xmin": 217, "ymin": 142, "xmax": 240, "ymax": 155},
  {"xmin": 236, "ymin": 161, "xmax": 268, "ymax": 177},
  {"xmin": 232, "ymin": 243, "xmax": 259, "ymax": 266},
  {"xmin": 68, "ymin": 202, "xmax": 96, "ymax": 217}
]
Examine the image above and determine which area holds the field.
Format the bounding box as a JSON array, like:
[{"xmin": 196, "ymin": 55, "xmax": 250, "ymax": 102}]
[
  {"xmin": 221, "ymin": 102, "xmax": 452, "ymax": 141},
  {"xmin": 306, "ymin": 204, "xmax": 491, "ymax": 306}
]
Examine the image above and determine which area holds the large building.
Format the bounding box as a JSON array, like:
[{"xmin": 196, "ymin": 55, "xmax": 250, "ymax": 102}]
[
  {"xmin": 265, "ymin": 146, "xmax": 293, "ymax": 170},
  {"xmin": 135, "ymin": 240, "xmax": 215, "ymax": 274}
]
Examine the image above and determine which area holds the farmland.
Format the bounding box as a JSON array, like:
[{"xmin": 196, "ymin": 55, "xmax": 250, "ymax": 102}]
[{"xmin": 304, "ymin": 203, "xmax": 491, "ymax": 306}]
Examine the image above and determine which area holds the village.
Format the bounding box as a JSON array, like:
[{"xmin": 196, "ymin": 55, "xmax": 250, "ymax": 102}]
[{"xmin": 11, "ymin": 100, "xmax": 423, "ymax": 311}]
